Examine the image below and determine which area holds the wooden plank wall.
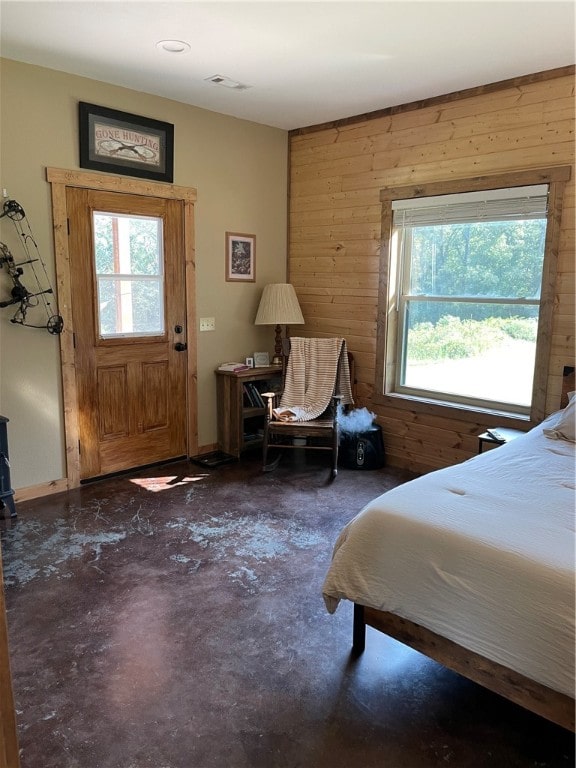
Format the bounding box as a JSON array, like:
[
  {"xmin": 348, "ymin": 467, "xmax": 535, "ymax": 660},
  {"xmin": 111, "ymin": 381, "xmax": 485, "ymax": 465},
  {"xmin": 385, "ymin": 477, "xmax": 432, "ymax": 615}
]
[{"xmin": 288, "ymin": 69, "xmax": 575, "ymax": 473}]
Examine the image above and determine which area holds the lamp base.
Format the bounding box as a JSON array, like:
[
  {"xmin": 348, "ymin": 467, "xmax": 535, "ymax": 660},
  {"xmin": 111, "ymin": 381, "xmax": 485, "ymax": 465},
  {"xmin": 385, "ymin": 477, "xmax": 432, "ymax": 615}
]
[{"xmin": 273, "ymin": 323, "xmax": 283, "ymax": 362}]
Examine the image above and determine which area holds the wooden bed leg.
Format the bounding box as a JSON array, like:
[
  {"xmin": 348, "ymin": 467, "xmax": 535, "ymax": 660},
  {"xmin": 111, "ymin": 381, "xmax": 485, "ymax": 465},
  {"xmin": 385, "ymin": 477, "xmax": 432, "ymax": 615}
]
[{"xmin": 352, "ymin": 603, "xmax": 366, "ymax": 655}]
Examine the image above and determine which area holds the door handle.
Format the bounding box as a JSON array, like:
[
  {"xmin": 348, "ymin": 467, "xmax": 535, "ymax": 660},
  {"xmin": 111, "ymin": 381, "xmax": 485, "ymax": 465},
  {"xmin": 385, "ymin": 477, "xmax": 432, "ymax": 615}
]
[{"xmin": 174, "ymin": 342, "xmax": 187, "ymax": 352}]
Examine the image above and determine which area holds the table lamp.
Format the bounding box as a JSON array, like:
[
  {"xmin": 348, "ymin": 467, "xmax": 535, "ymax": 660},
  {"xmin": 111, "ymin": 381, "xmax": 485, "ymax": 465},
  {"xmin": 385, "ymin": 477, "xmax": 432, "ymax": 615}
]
[{"xmin": 254, "ymin": 283, "xmax": 304, "ymax": 365}]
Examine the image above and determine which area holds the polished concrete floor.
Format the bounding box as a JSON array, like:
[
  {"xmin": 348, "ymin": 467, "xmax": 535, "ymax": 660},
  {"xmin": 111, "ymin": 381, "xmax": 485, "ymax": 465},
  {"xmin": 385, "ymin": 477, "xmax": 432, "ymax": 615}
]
[{"xmin": 1, "ymin": 452, "xmax": 574, "ymax": 768}]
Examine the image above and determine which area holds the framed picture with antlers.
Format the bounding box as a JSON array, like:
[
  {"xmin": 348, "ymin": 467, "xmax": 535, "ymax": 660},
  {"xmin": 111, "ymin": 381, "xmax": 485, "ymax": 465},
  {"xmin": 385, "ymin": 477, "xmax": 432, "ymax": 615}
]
[{"xmin": 79, "ymin": 102, "xmax": 174, "ymax": 182}]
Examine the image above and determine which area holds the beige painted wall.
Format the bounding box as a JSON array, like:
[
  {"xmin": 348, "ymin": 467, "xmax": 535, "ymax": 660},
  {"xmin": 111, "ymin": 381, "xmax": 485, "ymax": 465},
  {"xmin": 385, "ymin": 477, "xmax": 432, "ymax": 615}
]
[{"xmin": 0, "ymin": 58, "xmax": 288, "ymax": 489}]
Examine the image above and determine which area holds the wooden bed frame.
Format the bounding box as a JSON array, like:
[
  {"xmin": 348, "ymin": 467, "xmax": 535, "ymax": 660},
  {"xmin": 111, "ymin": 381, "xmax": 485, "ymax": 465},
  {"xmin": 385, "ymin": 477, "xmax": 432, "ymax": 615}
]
[
  {"xmin": 352, "ymin": 605, "xmax": 575, "ymax": 731},
  {"xmin": 351, "ymin": 367, "xmax": 576, "ymax": 733}
]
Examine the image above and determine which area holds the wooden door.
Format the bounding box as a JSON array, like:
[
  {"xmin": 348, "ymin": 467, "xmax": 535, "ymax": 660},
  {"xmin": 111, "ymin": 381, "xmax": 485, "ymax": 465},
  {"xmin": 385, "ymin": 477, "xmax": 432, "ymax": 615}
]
[{"xmin": 67, "ymin": 189, "xmax": 187, "ymax": 480}]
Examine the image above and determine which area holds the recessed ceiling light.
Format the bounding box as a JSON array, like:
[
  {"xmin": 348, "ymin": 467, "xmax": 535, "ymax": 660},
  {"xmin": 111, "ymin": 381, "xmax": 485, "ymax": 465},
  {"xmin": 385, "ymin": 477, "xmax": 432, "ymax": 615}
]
[
  {"xmin": 205, "ymin": 74, "xmax": 252, "ymax": 91},
  {"xmin": 156, "ymin": 39, "xmax": 191, "ymax": 54}
]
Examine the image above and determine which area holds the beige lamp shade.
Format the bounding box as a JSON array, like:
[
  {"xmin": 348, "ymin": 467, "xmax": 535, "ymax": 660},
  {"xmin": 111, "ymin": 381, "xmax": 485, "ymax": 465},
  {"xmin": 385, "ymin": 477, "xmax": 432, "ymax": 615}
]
[
  {"xmin": 254, "ymin": 283, "xmax": 305, "ymax": 326},
  {"xmin": 255, "ymin": 283, "xmax": 304, "ymax": 363}
]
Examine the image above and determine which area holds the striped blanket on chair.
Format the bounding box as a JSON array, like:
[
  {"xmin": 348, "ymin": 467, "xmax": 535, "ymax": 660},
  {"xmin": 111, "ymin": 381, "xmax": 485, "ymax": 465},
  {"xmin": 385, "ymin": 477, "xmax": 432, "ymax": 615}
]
[{"xmin": 274, "ymin": 337, "xmax": 354, "ymax": 421}]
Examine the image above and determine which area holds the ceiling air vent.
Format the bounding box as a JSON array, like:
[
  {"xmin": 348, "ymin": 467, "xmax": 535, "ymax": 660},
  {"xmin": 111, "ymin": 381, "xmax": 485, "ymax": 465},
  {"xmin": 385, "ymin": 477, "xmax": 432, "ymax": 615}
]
[{"xmin": 205, "ymin": 74, "xmax": 251, "ymax": 91}]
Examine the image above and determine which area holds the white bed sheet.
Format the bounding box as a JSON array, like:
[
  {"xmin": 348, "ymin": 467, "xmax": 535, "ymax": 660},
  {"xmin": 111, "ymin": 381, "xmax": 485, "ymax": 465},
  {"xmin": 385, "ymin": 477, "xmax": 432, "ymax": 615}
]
[{"xmin": 322, "ymin": 417, "xmax": 575, "ymax": 697}]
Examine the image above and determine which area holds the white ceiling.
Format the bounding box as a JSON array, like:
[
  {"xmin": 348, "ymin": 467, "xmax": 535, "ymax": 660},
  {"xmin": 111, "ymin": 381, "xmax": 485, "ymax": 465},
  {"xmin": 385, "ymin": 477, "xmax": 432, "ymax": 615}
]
[{"xmin": 1, "ymin": 1, "xmax": 574, "ymax": 131}]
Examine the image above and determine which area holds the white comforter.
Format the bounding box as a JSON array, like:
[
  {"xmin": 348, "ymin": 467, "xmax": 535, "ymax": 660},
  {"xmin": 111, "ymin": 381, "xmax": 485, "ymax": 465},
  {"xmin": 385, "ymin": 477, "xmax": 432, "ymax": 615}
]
[{"xmin": 322, "ymin": 417, "xmax": 575, "ymax": 697}]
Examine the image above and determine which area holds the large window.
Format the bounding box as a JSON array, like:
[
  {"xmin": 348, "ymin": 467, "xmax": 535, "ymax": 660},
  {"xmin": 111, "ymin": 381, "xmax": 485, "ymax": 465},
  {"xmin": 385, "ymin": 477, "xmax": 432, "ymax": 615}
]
[{"xmin": 378, "ymin": 169, "xmax": 569, "ymax": 420}]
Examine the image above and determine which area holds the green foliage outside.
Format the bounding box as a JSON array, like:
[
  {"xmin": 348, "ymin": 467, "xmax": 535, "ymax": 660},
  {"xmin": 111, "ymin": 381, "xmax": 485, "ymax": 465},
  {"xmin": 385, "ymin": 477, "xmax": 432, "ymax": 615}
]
[
  {"xmin": 93, "ymin": 214, "xmax": 160, "ymax": 274},
  {"xmin": 403, "ymin": 216, "xmax": 545, "ymax": 365},
  {"xmin": 407, "ymin": 315, "xmax": 537, "ymax": 362},
  {"xmin": 410, "ymin": 219, "xmax": 546, "ymax": 300}
]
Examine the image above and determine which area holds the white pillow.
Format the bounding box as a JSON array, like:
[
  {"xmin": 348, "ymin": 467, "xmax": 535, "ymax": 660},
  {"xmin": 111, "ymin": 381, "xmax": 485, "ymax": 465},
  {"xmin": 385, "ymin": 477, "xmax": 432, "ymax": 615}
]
[{"xmin": 543, "ymin": 390, "xmax": 576, "ymax": 443}]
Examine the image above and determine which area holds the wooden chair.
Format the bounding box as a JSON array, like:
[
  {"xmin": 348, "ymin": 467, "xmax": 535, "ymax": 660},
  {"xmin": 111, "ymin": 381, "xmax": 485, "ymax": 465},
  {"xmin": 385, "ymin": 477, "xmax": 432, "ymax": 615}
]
[{"xmin": 261, "ymin": 339, "xmax": 354, "ymax": 479}]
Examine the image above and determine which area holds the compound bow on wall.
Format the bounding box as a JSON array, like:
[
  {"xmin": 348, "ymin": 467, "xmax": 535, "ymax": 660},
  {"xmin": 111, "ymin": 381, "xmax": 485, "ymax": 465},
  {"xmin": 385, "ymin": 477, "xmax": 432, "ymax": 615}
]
[{"xmin": 0, "ymin": 198, "xmax": 63, "ymax": 334}]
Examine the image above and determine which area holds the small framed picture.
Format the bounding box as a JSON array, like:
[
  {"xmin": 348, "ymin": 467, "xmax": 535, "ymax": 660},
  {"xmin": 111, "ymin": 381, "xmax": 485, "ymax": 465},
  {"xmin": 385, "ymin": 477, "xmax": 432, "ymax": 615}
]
[
  {"xmin": 253, "ymin": 352, "xmax": 270, "ymax": 367},
  {"xmin": 245, "ymin": 357, "xmax": 254, "ymax": 368},
  {"xmin": 225, "ymin": 232, "xmax": 256, "ymax": 282}
]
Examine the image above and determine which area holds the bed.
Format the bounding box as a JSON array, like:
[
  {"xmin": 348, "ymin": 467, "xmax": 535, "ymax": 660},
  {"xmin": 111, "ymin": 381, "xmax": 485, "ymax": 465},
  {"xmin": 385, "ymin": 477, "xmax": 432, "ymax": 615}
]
[{"xmin": 322, "ymin": 397, "xmax": 575, "ymax": 731}]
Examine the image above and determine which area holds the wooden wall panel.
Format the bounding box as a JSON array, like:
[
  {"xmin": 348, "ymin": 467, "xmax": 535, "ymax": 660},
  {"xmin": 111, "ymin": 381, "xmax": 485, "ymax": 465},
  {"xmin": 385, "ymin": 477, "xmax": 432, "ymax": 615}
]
[{"xmin": 288, "ymin": 70, "xmax": 575, "ymax": 473}]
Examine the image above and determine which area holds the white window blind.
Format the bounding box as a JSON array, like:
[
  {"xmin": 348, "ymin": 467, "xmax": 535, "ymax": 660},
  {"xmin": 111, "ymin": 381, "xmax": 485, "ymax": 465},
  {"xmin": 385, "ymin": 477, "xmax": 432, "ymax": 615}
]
[{"xmin": 392, "ymin": 184, "xmax": 549, "ymax": 226}]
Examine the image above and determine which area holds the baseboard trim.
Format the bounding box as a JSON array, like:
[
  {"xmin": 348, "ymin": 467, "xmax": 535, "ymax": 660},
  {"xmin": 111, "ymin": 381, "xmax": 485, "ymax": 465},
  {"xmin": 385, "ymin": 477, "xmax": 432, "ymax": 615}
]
[
  {"xmin": 196, "ymin": 443, "xmax": 218, "ymax": 456},
  {"xmin": 14, "ymin": 478, "xmax": 70, "ymax": 504}
]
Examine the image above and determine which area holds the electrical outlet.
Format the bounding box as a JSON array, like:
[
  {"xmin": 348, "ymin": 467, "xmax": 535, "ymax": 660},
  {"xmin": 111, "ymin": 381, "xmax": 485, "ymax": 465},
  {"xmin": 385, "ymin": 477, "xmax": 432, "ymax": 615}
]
[{"xmin": 199, "ymin": 317, "xmax": 215, "ymax": 332}]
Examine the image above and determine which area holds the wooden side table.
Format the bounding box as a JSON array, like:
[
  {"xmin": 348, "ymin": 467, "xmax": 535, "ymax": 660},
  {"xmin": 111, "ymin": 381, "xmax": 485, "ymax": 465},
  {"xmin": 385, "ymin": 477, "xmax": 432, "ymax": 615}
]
[
  {"xmin": 216, "ymin": 366, "xmax": 283, "ymax": 458},
  {"xmin": 478, "ymin": 427, "xmax": 526, "ymax": 454}
]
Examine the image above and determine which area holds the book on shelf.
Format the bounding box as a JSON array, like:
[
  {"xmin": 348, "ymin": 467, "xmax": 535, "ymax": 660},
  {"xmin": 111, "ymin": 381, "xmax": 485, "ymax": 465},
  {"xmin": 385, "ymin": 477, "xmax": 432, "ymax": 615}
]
[
  {"xmin": 218, "ymin": 362, "xmax": 251, "ymax": 372},
  {"xmin": 243, "ymin": 383, "xmax": 255, "ymax": 407},
  {"xmin": 242, "ymin": 382, "xmax": 266, "ymax": 408},
  {"xmin": 242, "ymin": 385, "xmax": 253, "ymax": 407},
  {"xmin": 246, "ymin": 382, "xmax": 265, "ymax": 407},
  {"xmin": 243, "ymin": 383, "xmax": 258, "ymax": 407}
]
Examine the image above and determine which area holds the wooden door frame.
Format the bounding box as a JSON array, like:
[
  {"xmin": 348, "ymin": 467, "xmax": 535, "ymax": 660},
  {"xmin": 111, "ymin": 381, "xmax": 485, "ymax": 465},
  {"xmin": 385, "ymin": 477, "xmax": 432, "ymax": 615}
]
[{"xmin": 47, "ymin": 168, "xmax": 198, "ymax": 489}]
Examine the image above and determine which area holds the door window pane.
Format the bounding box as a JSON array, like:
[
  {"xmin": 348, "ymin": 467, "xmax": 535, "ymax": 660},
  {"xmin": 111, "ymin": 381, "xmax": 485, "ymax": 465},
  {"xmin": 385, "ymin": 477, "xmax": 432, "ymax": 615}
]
[
  {"xmin": 93, "ymin": 212, "xmax": 164, "ymax": 338},
  {"xmin": 97, "ymin": 278, "xmax": 163, "ymax": 336}
]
